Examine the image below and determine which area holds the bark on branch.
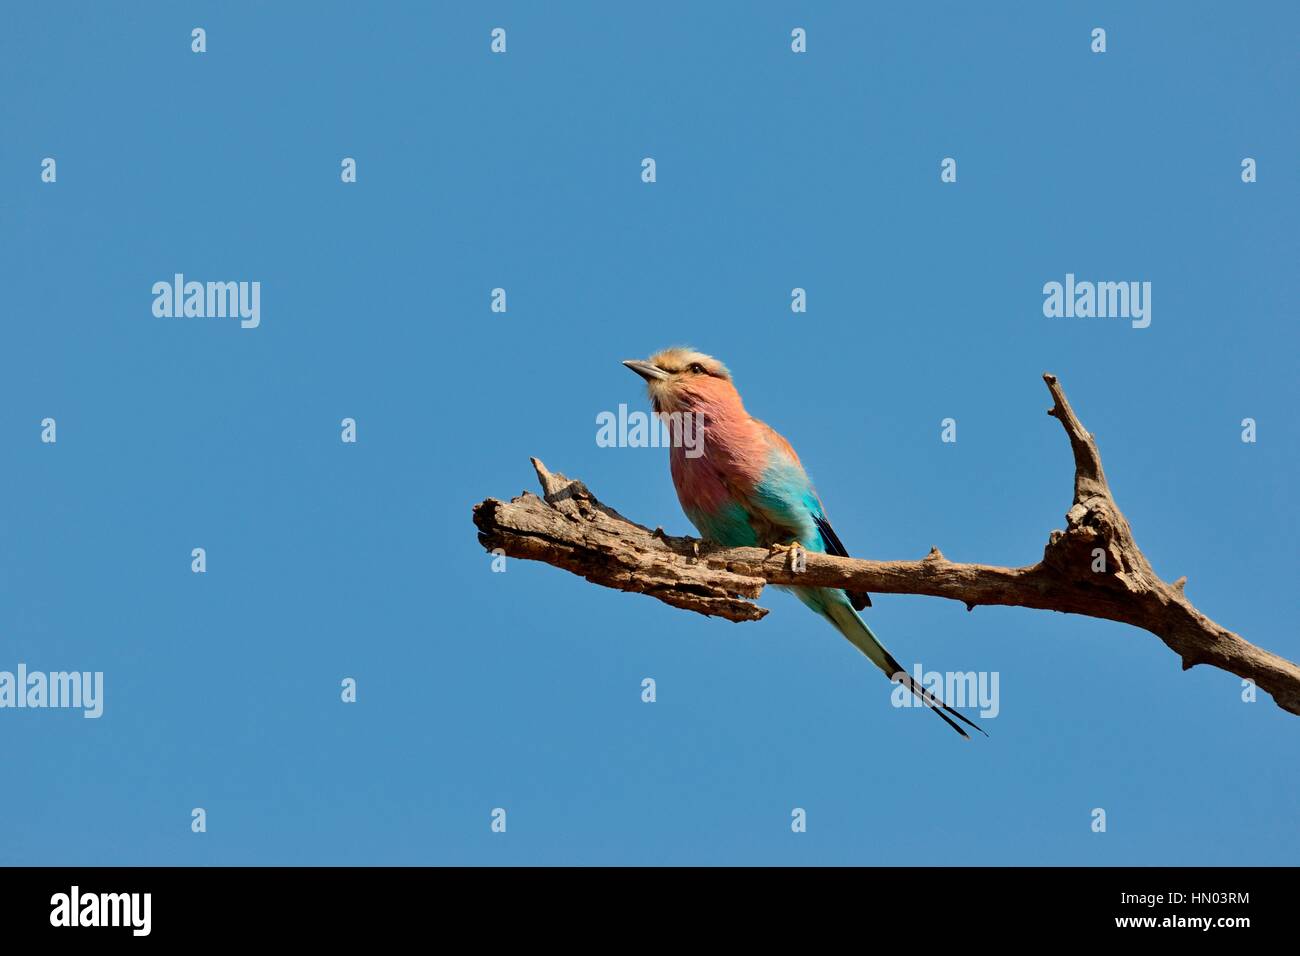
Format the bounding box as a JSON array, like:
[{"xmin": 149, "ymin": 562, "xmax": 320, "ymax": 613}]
[{"xmin": 471, "ymin": 374, "xmax": 1300, "ymax": 716}]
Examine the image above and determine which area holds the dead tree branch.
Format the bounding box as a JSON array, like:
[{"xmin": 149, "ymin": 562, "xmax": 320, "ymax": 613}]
[{"xmin": 471, "ymin": 374, "xmax": 1300, "ymax": 716}]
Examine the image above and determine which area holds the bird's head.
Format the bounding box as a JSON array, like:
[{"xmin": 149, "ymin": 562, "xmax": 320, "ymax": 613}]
[{"xmin": 622, "ymin": 348, "xmax": 736, "ymax": 415}]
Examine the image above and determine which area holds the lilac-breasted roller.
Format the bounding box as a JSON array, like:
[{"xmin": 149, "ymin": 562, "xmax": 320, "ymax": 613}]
[{"xmin": 624, "ymin": 347, "xmax": 985, "ymax": 739}]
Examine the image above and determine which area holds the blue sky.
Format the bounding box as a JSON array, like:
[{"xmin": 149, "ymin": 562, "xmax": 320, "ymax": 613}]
[{"xmin": 1, "ymin": 2, "xmax": 1296, "ymax": 865}]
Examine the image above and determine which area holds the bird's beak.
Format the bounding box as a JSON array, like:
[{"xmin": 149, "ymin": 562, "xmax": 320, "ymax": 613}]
[{"xmin": 622, "ymin": 359, "xmax": 669, "ymax": 382}]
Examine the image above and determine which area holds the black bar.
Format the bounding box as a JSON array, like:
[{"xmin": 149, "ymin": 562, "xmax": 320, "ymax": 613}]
[{"xmin": 0, "ymin": 866, "xmax": 1284, "ymax": 942}]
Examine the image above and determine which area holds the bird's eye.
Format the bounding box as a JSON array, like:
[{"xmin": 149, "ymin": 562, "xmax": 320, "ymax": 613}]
[{"xmin": 688, "ymin": 363, "xmax": 706, "ymax": 375}]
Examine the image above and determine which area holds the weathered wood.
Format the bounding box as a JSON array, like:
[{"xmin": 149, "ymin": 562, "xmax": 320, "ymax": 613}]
[{"xmin": 472, "ymin": 375, "xmax": 1300, "ymax": 716}]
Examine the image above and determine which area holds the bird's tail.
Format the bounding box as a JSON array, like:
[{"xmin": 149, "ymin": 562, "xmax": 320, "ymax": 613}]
[{"xmin": 823, "ymin": 599, "xmax": 987, "ymax": 740}]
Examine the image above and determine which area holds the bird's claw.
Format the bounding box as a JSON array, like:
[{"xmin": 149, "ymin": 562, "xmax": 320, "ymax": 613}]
[{"xmin": 769, "ymin": 541, "xmax": 806, "ymax": 573}]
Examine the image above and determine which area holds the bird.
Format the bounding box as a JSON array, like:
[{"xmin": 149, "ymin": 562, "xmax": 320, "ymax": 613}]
[{"xmin": 624, "ymin": 347, "xmax": 985, "ymax": 739}]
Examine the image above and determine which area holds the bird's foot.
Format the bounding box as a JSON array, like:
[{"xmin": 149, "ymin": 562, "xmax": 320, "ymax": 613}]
[{"xmin": 769, "ymin": 541, "xmax": 806, "ymax": 573}]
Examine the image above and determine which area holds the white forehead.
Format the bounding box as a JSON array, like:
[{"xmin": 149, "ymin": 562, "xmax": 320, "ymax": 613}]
[{"xmin": 649, "ymin": 348, "xmax": 729, "ymax": 377}]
